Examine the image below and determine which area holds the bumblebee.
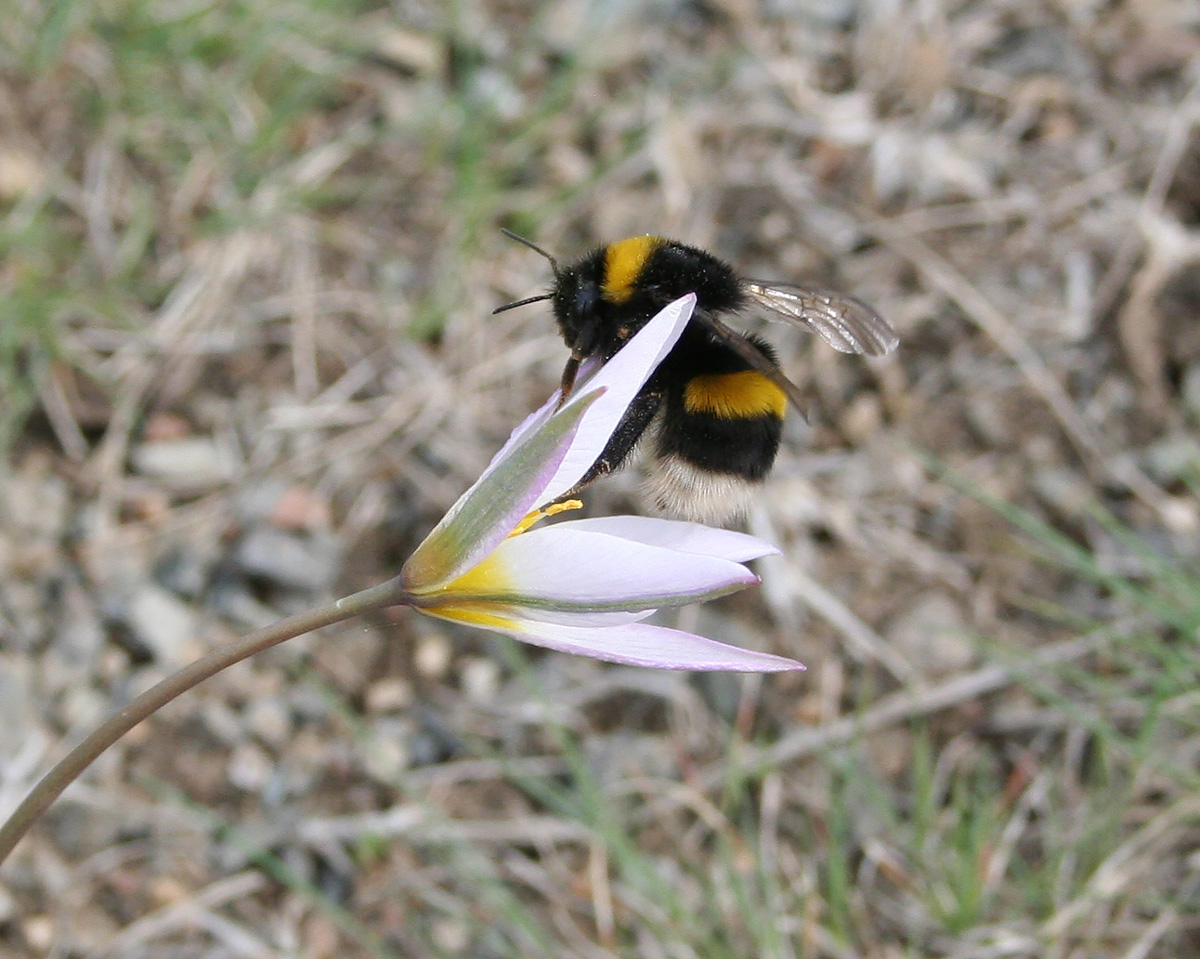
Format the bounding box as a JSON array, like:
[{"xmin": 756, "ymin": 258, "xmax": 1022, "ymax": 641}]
[{"xmin": 494, "ymin": 232, "xmax": 898, "ymax": 522}]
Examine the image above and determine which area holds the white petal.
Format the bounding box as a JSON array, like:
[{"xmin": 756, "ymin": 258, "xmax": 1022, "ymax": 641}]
[
  {"xmin": 440, "ymin": 526, "xmax": 758, "ymax": 611},
  {"xmin": 553, "ymin": 516, "xmax": 779, "ymax": 562},
  {"xmin": 442, "ymin": 615, "xmax": 805, "ymax": 671},
  {"xmin": 401, "ymin": 392, "xmax": 600, "ymax": 592},
  {"xmin": 537, "ymin": 295, "xmax": 695, "ymax": 505}
]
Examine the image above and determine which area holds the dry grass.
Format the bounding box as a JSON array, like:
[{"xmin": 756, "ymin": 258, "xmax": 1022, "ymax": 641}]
[{"xmin": 3, "ymin": 0, "xmax": 1200, "ymax": 956}]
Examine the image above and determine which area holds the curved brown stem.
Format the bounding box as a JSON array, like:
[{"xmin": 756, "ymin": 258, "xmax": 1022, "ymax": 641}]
[{"xmin": 0, "ymin": 579, "xmax": 406, "ymax": 868}]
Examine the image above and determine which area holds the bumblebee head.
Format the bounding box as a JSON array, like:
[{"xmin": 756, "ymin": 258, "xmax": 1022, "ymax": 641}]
[
  {"xmin": 549, "ymin": 262, "xmax": 610, "ymax": 358},
  {"xmin": 491, "ymin": 232, "xmax": 671, "ymax": 361}
]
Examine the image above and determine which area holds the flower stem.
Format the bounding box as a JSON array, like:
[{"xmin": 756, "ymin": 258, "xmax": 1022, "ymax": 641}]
[{"xmin": 0, "ymin": 579, "xmax": 404, "ymax": 868}]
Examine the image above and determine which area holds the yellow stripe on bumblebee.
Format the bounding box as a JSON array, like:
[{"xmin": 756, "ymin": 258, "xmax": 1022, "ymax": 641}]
[
  {"xmin": 683, "ymin": 370, "xmax": 787, "ymax": 420},
  {"xmin": 601, "ymin": 236, "xmax": 664, "ymax": 304}
]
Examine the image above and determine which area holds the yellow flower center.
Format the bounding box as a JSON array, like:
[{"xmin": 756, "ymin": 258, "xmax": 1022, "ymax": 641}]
[{"xmin": 419, "ymin": 500, "xmax": 586, "ymax": 603}]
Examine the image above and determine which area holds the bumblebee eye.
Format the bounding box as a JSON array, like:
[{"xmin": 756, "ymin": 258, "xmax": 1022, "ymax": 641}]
[{"xmin": 574, "ymin": 282, "xmax": 599, "ymax": 316}]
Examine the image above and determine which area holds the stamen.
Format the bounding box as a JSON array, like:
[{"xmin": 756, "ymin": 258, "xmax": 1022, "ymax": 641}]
[{"xmin": 508, "ymin": 499, "xmax": 584, "ymax": 537}]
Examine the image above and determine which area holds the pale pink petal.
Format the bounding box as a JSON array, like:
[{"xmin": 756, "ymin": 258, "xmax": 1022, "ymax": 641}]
[
  {"xmin": 443, "ymin": 526, "xmax": 758, "ymax": 610},
  {"xmin": 400, "ymin": 392, "xmax": 601, "ymax": 592},
  {"xmin": 475, "ymin": 392, "xmax": 562, "ymax": 483},
  {"xmin": 537, "ymin": 295, "xmax": 695, "ymax": 505},
  {"xmin": 553, "ymin": 516, "xmax": 779, "ymax": 562},
  {"xmin": 423, "ymin": 603, "xmax": 655, "ymax": 628},
  {"xmin": 476, "ymin": 356, "xmax": 606, "ymax": 481},
  {"xmin": 430, "ymin": 615, "xmax": 804, "ymax": 671}
]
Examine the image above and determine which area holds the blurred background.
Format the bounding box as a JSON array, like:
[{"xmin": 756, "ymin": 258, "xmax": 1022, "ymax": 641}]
[{"xmin": 2, "ymin": 0, "xmax": 1199, "ymax": 955}]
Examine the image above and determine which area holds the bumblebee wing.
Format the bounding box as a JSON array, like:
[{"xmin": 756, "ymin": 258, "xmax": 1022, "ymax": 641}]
[
  {"xmin": 692, "ymin": 310, "xmax": 811, "ymax": 420},
  {"xmin": 743, "ymin": 282, "xmax": 899, "ymax": 357}
]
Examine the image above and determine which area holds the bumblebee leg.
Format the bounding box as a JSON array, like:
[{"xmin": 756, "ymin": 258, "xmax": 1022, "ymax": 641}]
[
  {"xmin": 555, "ymin": 353, "xmax": 583, "ymax": 409},
  {"xmin": 560, "ymin": 389, "xmax": 663, "ymax": 498}
]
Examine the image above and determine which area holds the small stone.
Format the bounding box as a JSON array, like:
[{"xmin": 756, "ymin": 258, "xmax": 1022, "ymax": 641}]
[
  {"xmin": 0, "ymin": 883, "xmax": 15, "ymax": 922},
  {"xmin": 459, "ymin": 656, "xmax": 500, "ymax": 703},
  {"xmin": 3, "ymin": 459, "xmax": 70, "ymax": 540},
  {"xmin": 964, "ymin": 391, "xmax": 1014, "ymax": 447},
  {"xmin": 887, "ymin": 592, "xmax": 975, "ymax": 676},
  {"xmin": 155, "ymin": 549, "xmax": 212, "ymax": 601},
  {"xmin": 289, "ymin": 686, "xmax": 332, "ymax": 723},
  {"xmin": 311, "ymin": 625, "xmax": 382, "ymax": 693},
  {"xmin": 1182, "ymin": 364, "xmax": 1200, "ymax": 420},
  {"xmin": 203, "ymin": 700, "xmax": 250, "ymax": 747},
  {"xmin": 269, "ymin": 486, "xmax": 331, "ymax": 531},
  {"xmin": 127, "ymin": 488, "xmax": 171, "ymax": 521},
  {"xmin": 1034, "ymin": 467, "xmax": 1091, "ymax": 514},
  {"xmin": 1143, "ymin": 435, "xmax": 1200, "ymax": 485},
  {"xmin": 125, "ymin": 584, "xmax": 199, "ymax": 664},
  {"xmin": 22, "ymin": 916, "xmax": 54, "ymax": 952},
  {"xmin": 363, "ymin": 718, "xmax": 411, "ymax": 781},
  {"xmin": 142, "ymin": 411, "xmax": 192, "ymax": 442},
  {"xmin": 415, "ymin": 633, "xmax": 452, "ymax": 679},
  {"xmin": 234, "ymin": 526, "xmax": 339, "ymax": 593},
  {"xmin": 3, "ymin": 580, "xmax": 45, "ymax": 652},
  {"xmin": 303, "ymin": 913, "xmax": 342, "ymax": 959},
  {"xmin": 431, "ymin": 917, "xmax": 470, "ymax": 954},
  {"xmin": 234, "ymin": 479, "xmax": 289, "ymax": 523},
  {"xmin": 245, "ymin": 698, "xmax": 292, "ymax": 748},
  {"xmin": 210, "ymin": 582, "xmax": 278, "ymax": 630},
  {"xmin": 1162, "ymin": 497, "xmax": 1200, "ymax": 538},
  {"xmin": 584, "ymin": 732, "xmax": 678, "ymax": 782},
  {"xmin": 538, "ymin": 1, "xmax": 587, "ymax": 53},
  {"xmin": 373, "ymin": 27, "xmax": 441, "ymax": 75},
  {"xmin": 365, "ymin": 678, "xmax": 413, "ymax": 713},
  {"xmin": 55, "ymin": 685, "xmax": 108, "ymax": 730},
  {"xmin": 131, "ymin": 437, "xmax": 238, "ymax": 490},
  {"xmin": 0, "ymin": 147, "xmax": 43, "ymax": 200},
  {"xmin": 43, "ymin": 583, "xmax": 105, "ymax": 691},
  {"xmin": 841, "ymin": 394, "xmax": 882, "ymax": 443},
  {"xmin": 1113, "ymin": 30, "xmax": 1200, "ymax": 86},
  {"xmin": 0, "ymin": 656, "xmax": 35, "ymax": 757},
  {"xmin": 148, "ymin": 876, "xmax": 189, "ymax": 907},
  {"xmin": 227, "ymin": 742, "xmax": 274, "ymax": 793}
]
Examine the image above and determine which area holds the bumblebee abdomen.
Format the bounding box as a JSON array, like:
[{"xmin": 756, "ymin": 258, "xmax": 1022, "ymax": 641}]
[
  {"xmin": 642, "ymin": 382, "xmax": 782, "ymax": 522},
  {"xmin": 658, "ymin": 398, "xmax": 783, "ymax": 480},
  {"xmin": 639, "ymin": 357, "xmax": 785, "ymax": 522},
  {"xmin": 654, "ymin": 333, "xmax": 785, "ymax": 478},
  {"xmin": 683, "ymin": 370, "xmax": 788, "ymax": 421}
]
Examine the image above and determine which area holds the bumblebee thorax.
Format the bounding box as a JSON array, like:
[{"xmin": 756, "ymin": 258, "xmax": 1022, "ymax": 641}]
[{"xmin": 600, "ymin": 235, "xmax": 666, "ymax": 304}]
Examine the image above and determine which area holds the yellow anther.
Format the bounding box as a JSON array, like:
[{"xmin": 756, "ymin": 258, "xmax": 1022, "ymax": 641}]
[
  {"xmin": 545, "ymin": 499, "xmax": 583, "ymax": 517},
  {"xmin": 508, "ymin": 499, "xmax": 584, "ymax": 538}
]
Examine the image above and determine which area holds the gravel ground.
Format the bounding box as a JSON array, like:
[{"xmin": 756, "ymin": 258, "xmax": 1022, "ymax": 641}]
[{"xmin": 2, "ymin": 1, "xmax": 1200, "ymax": 956}]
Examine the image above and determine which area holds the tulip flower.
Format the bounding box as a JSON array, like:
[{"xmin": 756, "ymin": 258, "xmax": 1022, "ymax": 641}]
[
  {"xmin": 0, "ymin": 294, "xmax": 800, "ymax": 870},
  {"xmin": 396, "ymin": 294, "xmax": 802, "ymax": 672}
]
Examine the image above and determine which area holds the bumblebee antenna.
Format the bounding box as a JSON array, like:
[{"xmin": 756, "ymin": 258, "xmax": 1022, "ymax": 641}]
[
  {"xmin": 499, "ymin": 228, "xmax": 559, "ymax": 274},
  {"xmin": 493, "ymin": 228, "xmax": 561, "ymax": 314},
  {"xmin": 492, "ymin": 293, "xmax": 553, "ymax": 314}
]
